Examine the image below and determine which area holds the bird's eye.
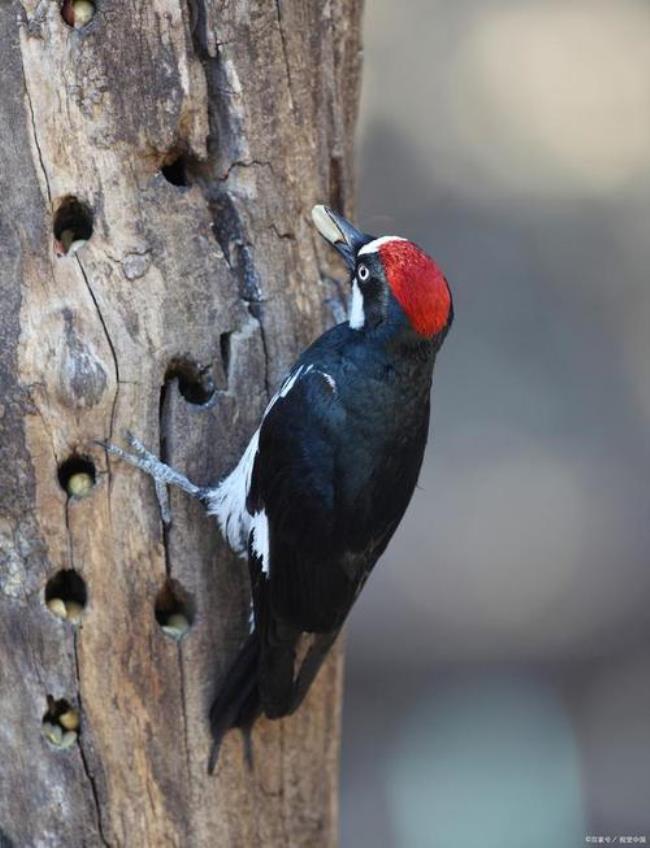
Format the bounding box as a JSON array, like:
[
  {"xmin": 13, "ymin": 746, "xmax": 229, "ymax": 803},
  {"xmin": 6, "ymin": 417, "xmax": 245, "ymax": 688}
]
[{"xmin": 357, "ymin": 263, "xmax": 370, "ymax": 282}]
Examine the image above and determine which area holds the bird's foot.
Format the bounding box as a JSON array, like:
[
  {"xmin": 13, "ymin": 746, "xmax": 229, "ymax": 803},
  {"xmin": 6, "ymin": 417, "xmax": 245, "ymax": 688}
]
[{"xmin": 97, "ymin": 431, "xmax": 205, "ymax": 525}]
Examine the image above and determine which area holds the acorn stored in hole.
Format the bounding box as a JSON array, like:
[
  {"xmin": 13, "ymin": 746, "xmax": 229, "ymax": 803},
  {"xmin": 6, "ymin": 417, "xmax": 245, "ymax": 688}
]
[
  {"xmin": 46, "ymin": 597, "xmax": 68, "ymax": 620},
  {"xmin": 61, "ymin": 0, "xmax": 95, "ymax": 29},
  {"xmin": 59, "ymin": 730, "xmax": 79, "ymax": 750},
  {"xmin": 73, "ymin": 0, "xmax": 95, "ymax": 26},
  {"xmin": 59, "ymin": 708, "xmax": 80, "ymax": 731},
  {"xmin": 161, "ymin": 612, "xmax": 190, "ymax": 641},
  {"xmin": 65, "ymin": 600, "xmax": 84, "ymax": 623},
  {"xmin": 66, "ymin": 471, "xmax": 94, "ymax": 498},
  {"xmin": 42, "ymin": 721, "xmax": 63, "ymax": 746}
]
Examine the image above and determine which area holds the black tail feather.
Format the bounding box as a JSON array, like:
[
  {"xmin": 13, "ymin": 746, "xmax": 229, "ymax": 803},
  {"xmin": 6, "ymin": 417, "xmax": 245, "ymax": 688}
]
[
  {"xmin": 208, "ymin": 632, "xmax": 261, "ymax": 774},
  {"xmin": 207, "ymin": 627, "xmax": 342, "ymax": 773},
  {"xmin": 287, "ymin": 629, "xmax": 340, "ymax": 715}
]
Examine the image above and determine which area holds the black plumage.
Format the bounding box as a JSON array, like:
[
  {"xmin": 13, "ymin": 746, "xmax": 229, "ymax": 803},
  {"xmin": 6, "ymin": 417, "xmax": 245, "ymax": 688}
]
[{"xmin": 209, "ymin": 209, "xmax": 452, "ymax": 768}]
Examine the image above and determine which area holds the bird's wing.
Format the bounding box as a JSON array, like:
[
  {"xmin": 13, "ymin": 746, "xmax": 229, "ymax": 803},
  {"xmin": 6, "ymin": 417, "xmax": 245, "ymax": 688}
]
[
  {"xmin": 245, "ymin": 364, "xmax": 359, "ymax": 717},
  {"xmin": 247, "ymin": 365, "xmax": 352, "ymax": 624},
  {"xmin": 246, "ymin": 360, "xmax": 423, "ymax": 717}
]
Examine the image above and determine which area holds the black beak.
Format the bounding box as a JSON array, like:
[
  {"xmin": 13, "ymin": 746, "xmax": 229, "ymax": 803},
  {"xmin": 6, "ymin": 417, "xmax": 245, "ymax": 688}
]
[{"xmin": 311, "ymin": 205, "xmax": 371, "ymax": 270}]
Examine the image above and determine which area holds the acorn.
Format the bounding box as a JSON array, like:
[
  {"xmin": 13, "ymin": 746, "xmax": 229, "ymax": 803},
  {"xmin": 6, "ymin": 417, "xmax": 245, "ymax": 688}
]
[
  {"xmin": 61, "ymin": 0, "xmax": 95, "ymax": 28},
  {"xmin": 66, "ymin": 471, "xmax": 93, "ymax": 498},
  {"xmin": 42, "ymin": 721, "xmax": 63, "ymax": 746},
  {"xmin": 73, "ymin": 0, "xmax": 95, "ymax": 26},
  {"xmin": 46, "ymin": 597, "xmax": 68, "ymax": 620},
  {"xmin": 54, "ymin": 229, "xmax": 88, "ymax": 257},
  {"xmin": 65, "ymin": 600, "xmax": 84, "ymax": 624},
  {"xmin": 68, "ymin": 238, "xmax": 88, "ymax": 255},
  {"xmin": 59, "ymin": 708, "xmax": 80, "ymax": 731},
  {"xmin": 59, "ymin": 229, "xmax": 75, "ymax": 251},
  {"xmin": 161, "ymin": 612, "xmax": 190, "ymax": 640},
  {"xmin": 59, "ymin": 730, "xmax": 78, "ymax": 750}
]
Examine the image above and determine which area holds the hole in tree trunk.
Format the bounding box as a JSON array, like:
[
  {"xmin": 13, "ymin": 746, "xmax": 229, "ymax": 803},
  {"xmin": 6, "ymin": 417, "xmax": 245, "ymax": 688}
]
[
  {"xmin": 57, "ymin": 455, "xmax": 96, "ymax": 498},
  {"xmin": 60, "ymin": 0, "xmax": 96, "ymax": 28},
  {"xmin": 155, "ymin": 579, "xmax": 195, "ymax": 641},
  {"xmin": 42, "ymin": 696, "xmax": 80, "ymax": 750},
  {"xmin": 45, "ymin": 570, "xmax": 87, "ymax": 624},
  {"xmin": 164, "ymin": 357, "xmax": 216, "ymax": 406},
  {"xmin": 161, "ymin": 156, "xmax": 190, "ymax": 187},
  {"xmin": 53, "ymin": 196, "xmax": 94, "ymax": 256}
]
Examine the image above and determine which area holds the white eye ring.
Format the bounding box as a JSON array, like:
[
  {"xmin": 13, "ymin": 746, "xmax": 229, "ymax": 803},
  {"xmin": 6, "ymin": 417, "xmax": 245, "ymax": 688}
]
[{"xmin": 357, "ymin": 263, "xmax": 370, "ymax": 282}]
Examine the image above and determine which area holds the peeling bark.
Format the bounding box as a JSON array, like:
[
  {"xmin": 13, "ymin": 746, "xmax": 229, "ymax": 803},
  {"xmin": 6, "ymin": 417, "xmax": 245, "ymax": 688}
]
[{"xmin": 0, "ymin": 1, "xmax": 362, "ymax": 845}]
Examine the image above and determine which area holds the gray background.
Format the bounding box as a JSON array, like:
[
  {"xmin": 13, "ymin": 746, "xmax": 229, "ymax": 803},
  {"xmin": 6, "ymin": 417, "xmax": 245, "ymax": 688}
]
[{"xmin": 341, "ymin": 1, "xmax": 650, "ymax": 845}]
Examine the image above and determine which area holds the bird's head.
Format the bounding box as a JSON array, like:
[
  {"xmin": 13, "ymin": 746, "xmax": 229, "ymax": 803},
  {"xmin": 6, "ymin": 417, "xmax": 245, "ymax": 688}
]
[{"xmin": 312, "ymin": 205, "xmax": 453, "ymax": 343}]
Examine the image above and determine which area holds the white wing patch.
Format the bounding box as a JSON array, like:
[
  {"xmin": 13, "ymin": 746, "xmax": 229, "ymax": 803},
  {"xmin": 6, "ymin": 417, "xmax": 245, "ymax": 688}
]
[
  {"xmin": 277, "ymin": 365, "xmax": 309, "ymax": 399},
  {"xmin": 318, "ymin": 371, "xmax": 336, "ymax": 392},
  {"xmin": 251, "ymin": 510, "xmax": 270, "ymax": 575},
  {"xmin": 206, "ymin": 364, "xmax": 331, "ymax": 569},
  {"xmin": 357, "ymin": 235, "xmax": 406, "ymax": 256}
]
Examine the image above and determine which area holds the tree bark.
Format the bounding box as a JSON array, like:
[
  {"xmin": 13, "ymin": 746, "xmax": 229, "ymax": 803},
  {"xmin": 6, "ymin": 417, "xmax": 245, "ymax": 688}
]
[{"xmin": 0, "ymin": 1, "xmax": 362, "ymax": 845}]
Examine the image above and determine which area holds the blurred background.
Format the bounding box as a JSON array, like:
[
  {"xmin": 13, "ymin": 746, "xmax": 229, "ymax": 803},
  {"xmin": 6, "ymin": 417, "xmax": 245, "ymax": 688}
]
[{"xmin": 341, "ymin": 1, "xmax": 650, "ymax": 845}]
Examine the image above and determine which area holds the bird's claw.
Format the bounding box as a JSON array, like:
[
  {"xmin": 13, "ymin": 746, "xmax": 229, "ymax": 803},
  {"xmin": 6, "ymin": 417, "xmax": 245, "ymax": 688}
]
[
  {"xmin": 124, "ymin": 430, "xmax": 147, "ymax": 454},
  {"xmin": 96, "ymin": 432, "xmax": 173, "ymax": 526},
  {"xmin": 96, "ymin": 431, "xmax": 203, "ymax": 521}
]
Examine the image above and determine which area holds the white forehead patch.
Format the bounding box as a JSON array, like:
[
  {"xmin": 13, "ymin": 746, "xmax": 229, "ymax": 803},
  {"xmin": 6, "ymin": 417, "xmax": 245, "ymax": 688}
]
[{"xmin": 357, "ymin": 236, "xmax": 406, "ymax": 256}]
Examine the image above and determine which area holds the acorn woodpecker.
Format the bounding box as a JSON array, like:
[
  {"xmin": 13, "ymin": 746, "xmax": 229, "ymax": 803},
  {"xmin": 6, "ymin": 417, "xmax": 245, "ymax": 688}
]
[{"xmin": 104, "ymin": 206, "xmax": 453, "ymax": 771}]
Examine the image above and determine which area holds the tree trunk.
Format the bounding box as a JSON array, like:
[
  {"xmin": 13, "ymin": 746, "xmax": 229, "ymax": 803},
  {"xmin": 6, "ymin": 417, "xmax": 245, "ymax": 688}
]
[{"xmin": 0, "ymin": 1, "xmax": 362, "ymax": 845}]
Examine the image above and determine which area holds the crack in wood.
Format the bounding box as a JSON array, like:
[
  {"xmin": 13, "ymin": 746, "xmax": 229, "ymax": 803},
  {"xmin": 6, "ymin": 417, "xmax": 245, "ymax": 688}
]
[
  {"xmin": 217, "ymin": 158, "xmax": 274, "ymax": 183},
  {"xmin": 75, "ymin": 256, "xmax": 120, "ymax": 448},
  {"xmin": 177, "ymin": 647, "xmax": 193, "ymax": 783},
  {"xmin": 22, "ymin": 70, "xmax": 52, "ymax": 206},
  {"xmin": 73, "ymin": 632, "xmax": 112, "ymax": 848},
  {"xmin": 274, "ymin": 0, "xmax": 295, "ymax": 115},
  {"xmin": 64, "ymin": 497, "xmax": 111, "ymax": 847},
  {"xmin": 158, "ymin": 378, "xmax": 195, "ymax": 789}
]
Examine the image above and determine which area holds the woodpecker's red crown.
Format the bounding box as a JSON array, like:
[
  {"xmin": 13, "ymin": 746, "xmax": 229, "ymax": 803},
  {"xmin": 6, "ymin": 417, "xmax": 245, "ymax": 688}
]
[
  {"xmin": 312, "ymin": 205, "xmax": 452, "ymax": 338},
  {"xmin": 366, "ymin": 238, "xmax": 452, "ymax": 338}
]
